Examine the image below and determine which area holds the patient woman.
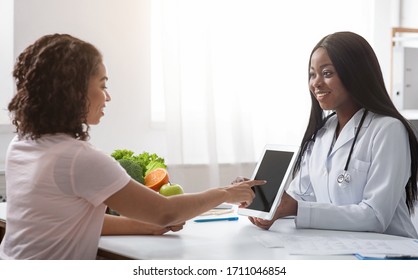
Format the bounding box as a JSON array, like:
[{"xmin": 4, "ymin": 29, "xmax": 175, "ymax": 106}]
[
  {"xmin": 246, "ymin": 31, "xmax": 418, "ymax": 238},
  {"xmin": 0, "ymin": 34, "xmax": 265, "ymax": 259}
]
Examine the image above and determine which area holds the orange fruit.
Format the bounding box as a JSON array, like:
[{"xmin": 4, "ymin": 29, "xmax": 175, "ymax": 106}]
[{"xmin": 144, "ymin": 168, "xmax": 169, "ymax": 191}]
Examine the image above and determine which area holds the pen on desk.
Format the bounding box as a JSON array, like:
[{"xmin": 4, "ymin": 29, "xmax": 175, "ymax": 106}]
[{"xmin": 194, "ymin": 216, "xmax": 239, "ymax": 223}]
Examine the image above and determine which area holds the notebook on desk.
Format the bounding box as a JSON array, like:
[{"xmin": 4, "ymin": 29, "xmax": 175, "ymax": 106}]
[{"xmin": 238, "ymin": 144, "xmax": 299, "ymax": 220}]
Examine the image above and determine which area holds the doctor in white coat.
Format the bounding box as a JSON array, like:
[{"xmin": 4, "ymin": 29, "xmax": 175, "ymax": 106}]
[{"xmin": 249, "ymin": 32, "xmax": 418, "ymax": 238}]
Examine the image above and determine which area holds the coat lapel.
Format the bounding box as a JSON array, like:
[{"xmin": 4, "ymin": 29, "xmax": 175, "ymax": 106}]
[{"xmin": 329, "ymin": 109, "xmax": 371, "ymax": 157}]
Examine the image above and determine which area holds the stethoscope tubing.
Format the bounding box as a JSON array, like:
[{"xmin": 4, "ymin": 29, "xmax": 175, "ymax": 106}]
[
  {"xmin": 337, "ymin": 109, "xmax": 368, "ymax": 186},
  {"xmin": 297, "ymin": 109, "xmax": 369, "ymax": 195}
]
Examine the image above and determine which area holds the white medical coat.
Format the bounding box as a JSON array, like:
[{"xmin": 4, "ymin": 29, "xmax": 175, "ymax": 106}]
[{"xmin": 288, "ymin": 109, "xmax": 418, "ymax": 238}]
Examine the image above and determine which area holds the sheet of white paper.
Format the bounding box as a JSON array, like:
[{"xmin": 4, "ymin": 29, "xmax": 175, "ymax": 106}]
[
  {"xmin": 284, "ymin": 237, "xmax": 418, "ymax": 255},
  {"xmin": 259, "ymin": 217, "xmax": 418, "ymax": 256}
]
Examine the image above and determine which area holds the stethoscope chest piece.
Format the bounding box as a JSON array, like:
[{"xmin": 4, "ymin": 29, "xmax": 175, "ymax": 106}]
[{"xmin": 337, "ymin": 171, "xmax": 351, "ymax": 188}]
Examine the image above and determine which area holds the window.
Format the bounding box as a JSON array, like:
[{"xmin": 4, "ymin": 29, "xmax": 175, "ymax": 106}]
[{"xmin": 150, "ymin": 0, "xmax": 374, "ymax": 164}]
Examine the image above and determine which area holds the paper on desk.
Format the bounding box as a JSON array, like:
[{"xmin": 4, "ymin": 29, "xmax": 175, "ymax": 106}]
[
  {"xmin": 193, "ymin": 207, "xmax": 238, "ymax": 222},
  {"xmin": 200, "ymin": 208, "xmax": 235, "ymax": 216},
  {"xmin": 255, "ymin": 226, "xmax": 418, "ymax": 255},
  {"xmin": 284, "ymin": 237, "xmax": 418, "ymax": 256}
]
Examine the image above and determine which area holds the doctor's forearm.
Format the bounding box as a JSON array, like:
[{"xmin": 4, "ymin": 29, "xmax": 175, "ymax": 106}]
[{"xmin": 294, "ymin": 201, "xmax": 382, "ymax": 232}]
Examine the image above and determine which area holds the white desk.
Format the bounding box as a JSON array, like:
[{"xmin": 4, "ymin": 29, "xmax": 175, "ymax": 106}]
[
  {"xmin": 97, "ymin": 215, "xmax": 412, "ymax": 260},
  {"xmin": 0, "ymin": 202, "xmax": 412, "ymax": 260},
  {"xmin": 99, "ymin": 217, "xmax": 337, "ymax": 260}
]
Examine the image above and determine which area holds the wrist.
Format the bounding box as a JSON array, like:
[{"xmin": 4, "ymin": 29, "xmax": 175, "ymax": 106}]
[{"xmin": 219, "ymin": 186, "xmax": 232, "ymax": 203}]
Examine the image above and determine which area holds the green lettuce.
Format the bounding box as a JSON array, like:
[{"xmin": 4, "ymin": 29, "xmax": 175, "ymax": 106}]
[{"xmin": 111, "ymin": 149, "xmax": 167, "ymax": 179}]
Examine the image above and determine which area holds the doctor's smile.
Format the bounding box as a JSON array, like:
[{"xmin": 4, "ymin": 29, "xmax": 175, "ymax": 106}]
[
  {"xmin": 249, "ymin": 31, "xmax": 418, "ymax": 240},
  {"xmin": 314, "ymin": 91, "xmax": 331, "ymax": 100}
]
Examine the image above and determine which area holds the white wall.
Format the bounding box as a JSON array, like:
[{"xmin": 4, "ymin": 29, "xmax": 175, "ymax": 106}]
[
  {"xmin": 371, "ymin": 0, "xmax": 397, "ymax": 90},
  {"xmin": 0, "ymin": 0, "xmax": 13, "ymax": 196},
  {"xmin": 0, "ymin": 0, "xmax": 14, "ymax": 126},
  {"xmin": 12, "ymin": 0, "xmax": 166, "ymax": 156},
  {"xmin": 401, "ymin": 0, "xmax": 418, "ymax": 27}
]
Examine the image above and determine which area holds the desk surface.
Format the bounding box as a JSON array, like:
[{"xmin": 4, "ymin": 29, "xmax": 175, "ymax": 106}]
[
  {"xmin": 98, "ymin": 214, "xmax": 412, "ymax": 260},
  {"xmin": 0, "ymin": 203, "xmax": 411, "ymax": 260},
  {"xmin": 99, "ymin": 217, "xmax": 339, "ymax": 260}
]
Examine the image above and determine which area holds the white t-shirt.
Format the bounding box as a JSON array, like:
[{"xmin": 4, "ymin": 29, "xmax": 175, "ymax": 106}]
[{"xmin": 0, "ymin": 134, "xmax": 130, "ymax": 259}]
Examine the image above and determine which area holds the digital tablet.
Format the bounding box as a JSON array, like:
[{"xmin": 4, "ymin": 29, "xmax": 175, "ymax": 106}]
[{"xmin": 238, "ymin": 144, "xmax": 299, "ymax": 220}]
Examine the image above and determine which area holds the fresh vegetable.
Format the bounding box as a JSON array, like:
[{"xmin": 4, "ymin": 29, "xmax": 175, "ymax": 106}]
[
  {"xmin": 111, "ymin": 149, "xmax": 135, "ymax": 161},
  {"xmin": 145, "ymin": 161, "xmax": 167, "ymax": 176},
  {"xmin": 137, "ymin": 152, "xmax": 167, "ymax": 176},
  {"xmin": 111, "ymin": 149, "xmax": 167, "ymax": 182},
  {"xmin": 117, "ymin": 159, "xmax": 144, "ymax": 184},
  {"xmin": 108, "ymin": 150, "xmax": 168, "ymax": 216}
]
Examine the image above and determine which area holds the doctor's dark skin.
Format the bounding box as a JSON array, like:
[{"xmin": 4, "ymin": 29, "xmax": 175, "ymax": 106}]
[
  {"xmin": 248, "ymin": 46, "xmax": 361, "ymax": 230},
  {"xmin": 308, "ymin": 47, "xmax": 361, "ymax": 136}
]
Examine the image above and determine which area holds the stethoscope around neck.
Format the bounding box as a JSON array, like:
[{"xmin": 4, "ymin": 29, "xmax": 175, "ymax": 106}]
[{"xmin": 336, "ymin": 109, "xmax": 368, "ymax": 188}]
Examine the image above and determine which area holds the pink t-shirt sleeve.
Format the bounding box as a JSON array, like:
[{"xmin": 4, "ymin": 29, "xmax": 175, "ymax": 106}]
[{"xmin": 54, "ymin": 143, "xmax": 131, "ymax": 207}]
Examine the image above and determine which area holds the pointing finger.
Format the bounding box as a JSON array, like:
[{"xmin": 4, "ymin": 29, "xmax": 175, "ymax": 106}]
[{"xmin": 246, "ymin": 180, "xmax": 267, "ymax": 187}]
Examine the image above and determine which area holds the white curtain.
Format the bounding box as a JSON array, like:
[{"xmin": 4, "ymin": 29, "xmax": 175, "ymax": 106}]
[{"xmin": 151, "ymin": 0, "xmax": 374, "ymax": 185}]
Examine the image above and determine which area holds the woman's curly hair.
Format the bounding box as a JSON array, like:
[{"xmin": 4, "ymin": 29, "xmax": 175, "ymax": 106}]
[{"xmin": 8, "ymin": 33, "xmax": 103, "ymax": 141}]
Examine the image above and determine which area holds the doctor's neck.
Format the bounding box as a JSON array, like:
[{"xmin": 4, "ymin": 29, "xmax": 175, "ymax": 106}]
[{"xmin": 335, "ymin": 106, "xmax": 363, "ymax": 137}]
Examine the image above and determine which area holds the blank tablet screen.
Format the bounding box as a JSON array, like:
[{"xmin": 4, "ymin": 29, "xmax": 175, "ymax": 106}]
[{"xmin": 248, "ymin": 150, "xmax": 295, "ymax": 212}]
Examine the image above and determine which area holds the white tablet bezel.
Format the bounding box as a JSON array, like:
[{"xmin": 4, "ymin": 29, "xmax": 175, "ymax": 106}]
[{"xmin": 238, "ymin": 144, "xmax": 300, "ymax": 220}]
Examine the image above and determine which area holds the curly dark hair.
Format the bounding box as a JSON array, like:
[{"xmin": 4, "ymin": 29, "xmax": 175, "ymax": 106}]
[{"xmin": 8, "ymin": 33, "xmax": 103, "ymax": 141}]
